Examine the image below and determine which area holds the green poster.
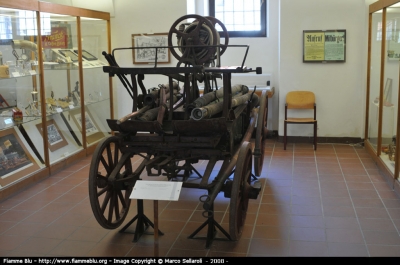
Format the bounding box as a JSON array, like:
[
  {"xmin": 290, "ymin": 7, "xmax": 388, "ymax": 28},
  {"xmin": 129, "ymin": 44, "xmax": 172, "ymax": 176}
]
[{"xmin": 324, "ymin": 32, "xmax": 345, "ymax": 61}]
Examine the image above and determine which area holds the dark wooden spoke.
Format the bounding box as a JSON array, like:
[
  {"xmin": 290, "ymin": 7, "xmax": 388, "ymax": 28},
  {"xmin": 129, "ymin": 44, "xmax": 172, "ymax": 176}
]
[
  {"xmin": 113, "ymin": 146, "xmax": 119, "ymax": 170},
  {"xmin": 114, "ymin": 192, "xmax": 120, "ymax": 221},
  {"xmin": 106, "ymin": 144, "xmax": 113, "ymax": 170},
  {"xmin": 100, "ymin": 190, "xmax": 111, "ymax": 214},
  {"xmin": 96, "ymin": 186, "xmax": 108, "ymax": 197},
  {"xmin": 107, "ymin": 191, "xmax": 115, "ymax": 223},
  {"xmin": 117, "ymin": 190, "xmax": 127, "ymax": 209},
  {"xmin": 100, "ymin": 156, "xmax": 111, "ymax": 175}
]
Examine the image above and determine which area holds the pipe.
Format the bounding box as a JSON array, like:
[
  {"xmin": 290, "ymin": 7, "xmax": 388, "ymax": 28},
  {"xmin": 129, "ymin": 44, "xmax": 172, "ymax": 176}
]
[
  {"xmin": 197, "ymin": 84, "xmax": 248, "ymax": 107},
  {"xmin": 187, "ymin": 84, "xmax": 248, "ymax": 114},
  {"xmin": 138, "ymin": 95, "xmax": 178, "ymax": 121},
  {"xmin": 117, "ymin": 105, "xmax": 152, "ymax": 124},
  {"xmin": 143, "ymin": 82, "xmax": 180, "ymax": 106},
  {"xmin": 12, "ymin": 40, "xmax": 46, "ymax": 61},
  {"xmin": 191, "ymin": 92, "xmax": 259, "ymax": 120}
]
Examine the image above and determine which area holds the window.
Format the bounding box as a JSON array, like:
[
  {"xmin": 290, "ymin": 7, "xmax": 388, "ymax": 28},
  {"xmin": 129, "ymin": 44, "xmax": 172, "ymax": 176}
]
[
  {"xmin": 0, "ymin": 16, "xmax": 12, "ymax": 40},
  {"xmin": 209, "ymin": 0, "xmax": 266, "ymax": 37},
  {"xmin": 18, "ymin": 11, "xmax": 51, "ymax": 36}
]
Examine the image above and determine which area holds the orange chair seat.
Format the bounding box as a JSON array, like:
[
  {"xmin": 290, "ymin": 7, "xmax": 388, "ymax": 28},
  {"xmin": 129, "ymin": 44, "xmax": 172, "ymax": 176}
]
[
  {"xmin": 285, "ymin": 118, "xmax": 316, "ymax": 123},
  {"xmin": 284, "ymin": 91, "xmax": 317, "ymax": 150}
]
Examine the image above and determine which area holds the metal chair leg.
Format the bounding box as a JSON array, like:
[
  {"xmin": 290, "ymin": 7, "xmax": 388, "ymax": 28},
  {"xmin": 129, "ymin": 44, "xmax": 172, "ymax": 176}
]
[
  {"xmin": 284, "ymin": 121, "xmax": 287, "ymax": 150},
  {"xmin": 314, "ymin": 121, "xmax": 317, "ymax": 151}
]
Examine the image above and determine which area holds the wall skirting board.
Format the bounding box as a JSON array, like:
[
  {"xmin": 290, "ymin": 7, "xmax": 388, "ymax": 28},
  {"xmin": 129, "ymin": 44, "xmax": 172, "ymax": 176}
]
[{"xmin": 275, "ymin": 134, "xmax": 363, "ymax": 145}]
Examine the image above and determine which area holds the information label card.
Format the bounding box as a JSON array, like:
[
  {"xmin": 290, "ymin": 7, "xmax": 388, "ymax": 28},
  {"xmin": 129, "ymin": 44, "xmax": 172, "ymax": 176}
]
[{"xmin": 130, "ymin": 180, "xmax": 183, "ymax": 201}]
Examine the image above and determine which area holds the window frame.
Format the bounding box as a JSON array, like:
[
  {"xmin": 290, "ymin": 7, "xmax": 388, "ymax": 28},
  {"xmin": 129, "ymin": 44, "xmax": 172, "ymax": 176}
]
[{"xmin": 209, "ymin": 0, "xmax": 267, "ymax": 38}]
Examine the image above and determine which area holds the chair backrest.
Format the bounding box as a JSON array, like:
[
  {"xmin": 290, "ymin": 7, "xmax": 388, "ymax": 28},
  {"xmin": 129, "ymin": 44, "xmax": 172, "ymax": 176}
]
[{"xmin": 286, "ymin": 91, "xmax": 315, "ymax": 109}]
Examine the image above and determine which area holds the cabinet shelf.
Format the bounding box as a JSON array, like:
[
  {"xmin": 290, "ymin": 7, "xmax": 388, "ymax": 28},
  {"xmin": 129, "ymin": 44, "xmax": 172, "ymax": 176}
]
[
  {"xmin": 0, "ymin": 73, "xmax": 40, "ymax": 80},
  {"xmin": 43, "ymin": 60, "xmax": 107, "ymax": 70}
]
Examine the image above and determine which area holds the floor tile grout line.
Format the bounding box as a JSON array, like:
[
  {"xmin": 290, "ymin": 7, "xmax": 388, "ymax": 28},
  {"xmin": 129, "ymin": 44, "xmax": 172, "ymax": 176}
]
[
  {"xmin": 0, "ymin": 164, "xmax": 91, "ymax": 256},
  {"xmin": 0, "ymin": 169, "xmax": 90, "ymax": 239},
  {"xmin": 3, "ymin": 140, "xmax": 400, "ymax": 256},
  {"xmin": 314, "ymin": 143, "xmax": 326, "ymax": 254},
  {"xmin": 287, "ymin": 142, "xmax": 295, "ymax": 248},
  {"xmin": 46, "ymin": 155, "xmax": 125, "ymax": 256},
  {"xmin": 163, "ymin": 192, "xmax": 207, "ymax": 257},
  {"xmin": 245, "ymin": 140, "xmax": 275, "ymax": 256},
  {"xmin": 356, "ymin": 148, "xmax": 400, "ymax": 238},
  {"xmin": 0, "ymin": 166, "xmax": 87, "ymax": 213},
  {"xmin": 333, "ymin": 144, "xmax": 371, "ymax": 257}
]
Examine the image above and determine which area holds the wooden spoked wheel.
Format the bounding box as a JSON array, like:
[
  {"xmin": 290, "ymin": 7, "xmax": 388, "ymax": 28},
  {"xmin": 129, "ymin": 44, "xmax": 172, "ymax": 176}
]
[
  {"xmin": 89, "ymin": 136, "xmax": 133, "ymax": 229},
  {"xmin": 254, "ymin": 90, "xmax": 268, "ymax": 176},
  {"xmin": 229, "ymin": 141, "xmax": 252, "ymax": 240}
]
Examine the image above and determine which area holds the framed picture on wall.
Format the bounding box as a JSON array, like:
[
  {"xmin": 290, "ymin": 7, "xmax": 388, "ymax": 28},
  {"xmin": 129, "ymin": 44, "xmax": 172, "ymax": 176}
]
[
  {"xmin": 132, "ymin": 33, "xmax": 170, "ymax": 64},
  {"xmin": 303, "ymin": 29, "xmax": 346, "ymax": 63},
  {"xmin": 0, "ymin": 128, "xmax": 40, "ymax": 188},
  {"xmin": 35, "ymin": 119, "xmax": 68, "ymax": 152},
  {"xmin": 69, "ymin": 108, "xmax": 105, "ymax": 145}
]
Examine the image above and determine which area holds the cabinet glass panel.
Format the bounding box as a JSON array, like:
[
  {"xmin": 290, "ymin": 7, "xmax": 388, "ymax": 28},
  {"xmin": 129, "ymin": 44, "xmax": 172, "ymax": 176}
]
[
  {"xmin": 0, "ymin": 7, "xmax": 45, "ymax": 189},
  {"xmin": 368, "ymin": 11, "xmax": 384, "ymax": 152},
  {"xmin": 42, "ymin": 13, "xmax": 83, "ymax": 164},
  {"xmin": 80, "ymin": 17, "xmax": 110, "ymax": 147},
  {"xmin": 382, "ymin": 5, "xmax": 400, "ymax": 172}
]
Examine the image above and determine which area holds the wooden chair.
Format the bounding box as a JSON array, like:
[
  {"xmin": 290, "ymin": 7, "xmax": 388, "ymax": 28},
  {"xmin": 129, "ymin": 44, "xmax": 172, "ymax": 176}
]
[{"xmin": 284, "ymin": 91, "xmax": 317, "ymax": 150}]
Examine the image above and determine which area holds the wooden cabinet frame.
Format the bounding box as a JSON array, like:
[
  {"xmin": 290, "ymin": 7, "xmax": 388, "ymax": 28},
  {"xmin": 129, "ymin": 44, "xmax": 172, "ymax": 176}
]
[{"xmin": 0, "ymin": 0, "xmax": 112, "ymax": 200}]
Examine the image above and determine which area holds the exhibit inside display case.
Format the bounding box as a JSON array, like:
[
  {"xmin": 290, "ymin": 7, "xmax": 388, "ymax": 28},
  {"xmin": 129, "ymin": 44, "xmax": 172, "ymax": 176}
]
[
  {"xmin": 0, "ymin": 0, "xmax": 111, "ymax": 199},
  {"xmin": 366, "ymin": 0, "xmax": 400, "ymax": 192}
]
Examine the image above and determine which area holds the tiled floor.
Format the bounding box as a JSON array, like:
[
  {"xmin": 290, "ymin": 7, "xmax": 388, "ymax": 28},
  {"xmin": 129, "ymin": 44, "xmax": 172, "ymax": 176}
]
[{"xmin": 1, "ymin": 139, "xmax": 400, "ymax": 257}]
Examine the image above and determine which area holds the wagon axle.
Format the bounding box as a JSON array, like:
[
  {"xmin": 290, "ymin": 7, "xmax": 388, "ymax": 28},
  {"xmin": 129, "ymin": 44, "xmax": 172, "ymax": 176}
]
[{"xmin": 223, "ymin": 179, "xmax": 262, "ymax": 200}]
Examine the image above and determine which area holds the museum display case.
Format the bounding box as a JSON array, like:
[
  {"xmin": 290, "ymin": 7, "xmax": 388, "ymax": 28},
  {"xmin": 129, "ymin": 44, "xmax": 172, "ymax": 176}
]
[
  {"xmin": 78, "ymin": 13, "xmax": 111, "ymax": 151},
  {"xmin": 0, "ymin": 0, "xmax": 111, "ymax": 199},
  {"xmin": 366, "ymin": 0, "xmax": 400, "ymax": 192}
]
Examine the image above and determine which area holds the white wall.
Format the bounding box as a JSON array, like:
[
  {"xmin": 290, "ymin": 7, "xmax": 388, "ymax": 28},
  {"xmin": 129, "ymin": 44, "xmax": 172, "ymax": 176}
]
[
  {"xmin": 45, "ymin": 0, "xmax": 375, "ymax": 139},
  {"xmin": 279, "ymin": 0, "xmax": 370, "ymax": 139},
  {"xmin": 108, "ymin": 0, "xmax": 371, "ymax": 139},
  {"xmin": 42, "ymin": 0, "xmax": 115, "ymax": 16},
  {"xmin": 217, "ymin": 0, "xmax": 280, "ymax": 131},
  {"xmin": 108, "ymin": 0, "xmax": 281, "ymax": 127},
  {"xmin": 110, "ymin": 0, "xmax": 187, "ymax": 115}
]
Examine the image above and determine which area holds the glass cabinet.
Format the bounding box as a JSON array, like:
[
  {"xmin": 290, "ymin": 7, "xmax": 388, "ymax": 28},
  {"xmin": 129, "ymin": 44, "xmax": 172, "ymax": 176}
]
[
  {"xmin": 366, "ymin": 0, "xmax": 400, "ymax": 193},
  {"xmin": 0, "ymin": 0, "xmax": 111, "ymax": 199},
  {"xmin": 0, "ymin": 4, "xmax": 46, "ymax": 193},
  {"xmin": 367, "ymin": 10, "xmax": 383, "ymax": 153},
  {"xmin": 79, "ymin": 15, "xmax": 111, "ymax": 151}
]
